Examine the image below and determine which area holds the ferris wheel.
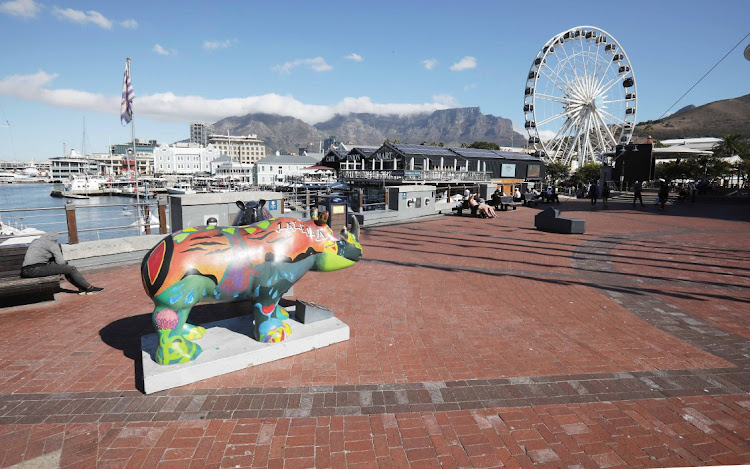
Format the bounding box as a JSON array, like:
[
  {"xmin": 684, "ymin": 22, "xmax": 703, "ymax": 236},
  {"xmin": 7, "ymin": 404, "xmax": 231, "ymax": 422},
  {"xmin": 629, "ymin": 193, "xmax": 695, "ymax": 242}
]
[{"xmin": 524, "ymin": 26, "xmax": 637, "ymax": 167}]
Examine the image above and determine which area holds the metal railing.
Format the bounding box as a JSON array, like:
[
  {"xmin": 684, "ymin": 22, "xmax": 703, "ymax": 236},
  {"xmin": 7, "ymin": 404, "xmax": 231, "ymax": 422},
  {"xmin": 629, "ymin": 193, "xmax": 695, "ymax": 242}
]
[
  {"xmin": 1, "ymin": 199, "xmax": 169, "ymax": 244},
  {"xmin": 340, "ymin": 169, "xmax": 492, "ymax": 182}
]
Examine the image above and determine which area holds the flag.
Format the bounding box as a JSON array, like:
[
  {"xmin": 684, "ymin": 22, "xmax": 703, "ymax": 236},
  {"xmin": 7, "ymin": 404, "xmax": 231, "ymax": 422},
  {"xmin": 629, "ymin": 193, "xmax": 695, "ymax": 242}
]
[{"xmin": 120, "ymin": 60, "xmax": 134, "ymax": 124}]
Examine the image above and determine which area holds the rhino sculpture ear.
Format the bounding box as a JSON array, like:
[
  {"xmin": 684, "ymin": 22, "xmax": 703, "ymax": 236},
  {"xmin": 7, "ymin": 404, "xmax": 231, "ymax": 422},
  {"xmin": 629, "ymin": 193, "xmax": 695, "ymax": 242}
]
[
  {"xmin": 236, "ymin": 200, "xmax": 246, "ymax": 211},
  {"xmin": 258, "ymin": 199, "xmax": 266, "ymax": 209}
]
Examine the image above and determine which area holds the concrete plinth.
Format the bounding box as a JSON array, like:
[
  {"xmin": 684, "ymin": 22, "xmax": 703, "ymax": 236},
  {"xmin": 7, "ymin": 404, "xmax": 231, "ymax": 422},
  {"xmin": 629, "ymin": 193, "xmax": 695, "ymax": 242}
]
[{"xmin": 141, "ymin": 315, "xmax": 349, "ymax": 394}]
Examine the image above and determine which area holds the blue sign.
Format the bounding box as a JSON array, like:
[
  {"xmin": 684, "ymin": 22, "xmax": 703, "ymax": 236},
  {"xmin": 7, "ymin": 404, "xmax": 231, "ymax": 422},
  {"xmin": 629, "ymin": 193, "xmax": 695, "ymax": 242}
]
[
  {"xmin": 268, "ymin": 200, "xmax": 278, "ymax": 210},
  {"xmin": 401, "ymin": 193, "xmax": 407, "ymax": 200}
]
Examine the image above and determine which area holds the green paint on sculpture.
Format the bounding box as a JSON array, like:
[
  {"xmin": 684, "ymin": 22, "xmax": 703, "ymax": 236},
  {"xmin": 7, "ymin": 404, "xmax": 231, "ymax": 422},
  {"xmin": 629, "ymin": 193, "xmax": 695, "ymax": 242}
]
[{"xmin": 141, "ymin": 210, "xmax": 362, "ymax": 365}]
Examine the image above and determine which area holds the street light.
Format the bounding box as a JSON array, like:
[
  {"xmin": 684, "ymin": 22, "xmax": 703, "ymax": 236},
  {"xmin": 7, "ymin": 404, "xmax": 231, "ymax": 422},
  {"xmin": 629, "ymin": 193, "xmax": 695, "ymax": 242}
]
[{"xmin": 744, "ymin": 43, "xmax": 750, "ymax": 61}]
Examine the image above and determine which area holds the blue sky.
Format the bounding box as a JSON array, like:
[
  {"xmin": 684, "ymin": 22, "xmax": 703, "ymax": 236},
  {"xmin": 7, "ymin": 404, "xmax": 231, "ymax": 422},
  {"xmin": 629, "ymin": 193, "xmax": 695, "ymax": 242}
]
[{"xmin": 0, "ymin": 0, "xmax": 748, "ymax": 161}]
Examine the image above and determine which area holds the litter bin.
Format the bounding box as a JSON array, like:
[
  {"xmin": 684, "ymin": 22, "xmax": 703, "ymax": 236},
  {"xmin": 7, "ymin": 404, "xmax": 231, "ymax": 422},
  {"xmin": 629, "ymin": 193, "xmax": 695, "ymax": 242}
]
[{"xmin": 318, "ymin": 195, "xmax": 349, "ymax": 233}]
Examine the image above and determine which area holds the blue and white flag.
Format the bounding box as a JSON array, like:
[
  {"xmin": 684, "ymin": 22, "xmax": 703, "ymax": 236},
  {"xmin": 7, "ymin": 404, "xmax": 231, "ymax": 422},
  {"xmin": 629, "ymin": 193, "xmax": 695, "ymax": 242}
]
[{"xmin": 120, "ymin": 60, "xmax": 134, "ymax": 124}]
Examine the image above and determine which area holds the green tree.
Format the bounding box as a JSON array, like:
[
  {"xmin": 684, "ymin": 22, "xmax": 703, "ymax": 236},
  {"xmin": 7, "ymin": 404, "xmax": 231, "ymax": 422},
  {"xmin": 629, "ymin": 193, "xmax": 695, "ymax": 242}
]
[
  {"xmin": 572, "ymin": 162, "xmax": 602, "ymax": 186},
  {"xmin": 468, "ymin": 141, "xmax": 500, "ymax": 150},
  {"xmin": 545, "ymin": 161, "xmax": 570, "ymax": 183},
  {"xmin": 713, "ymin": 134, "xmax": 747, "ymax": 158}
]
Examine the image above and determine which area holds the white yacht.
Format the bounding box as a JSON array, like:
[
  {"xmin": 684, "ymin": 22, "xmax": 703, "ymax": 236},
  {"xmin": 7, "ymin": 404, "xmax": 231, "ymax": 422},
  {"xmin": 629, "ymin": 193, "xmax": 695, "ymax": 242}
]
[
  {"xmin": 166, "ymin": 182, "xmax": 196, "ymax": 195},
  {"xmin": 63, "ymin": 175, "xmax": 106, "ymax": 192}
]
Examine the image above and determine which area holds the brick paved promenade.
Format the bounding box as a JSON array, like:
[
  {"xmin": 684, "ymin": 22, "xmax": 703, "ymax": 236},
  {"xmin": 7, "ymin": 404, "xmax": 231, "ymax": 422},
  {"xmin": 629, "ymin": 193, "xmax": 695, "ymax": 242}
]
[{"xmin": 0, "ymin": 198, "xmax": 748, "ymax": 468}]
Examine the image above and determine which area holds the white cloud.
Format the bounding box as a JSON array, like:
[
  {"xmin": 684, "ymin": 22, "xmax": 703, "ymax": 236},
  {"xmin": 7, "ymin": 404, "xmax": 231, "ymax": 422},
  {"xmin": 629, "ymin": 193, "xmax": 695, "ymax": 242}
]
[
  {"xmin": 450, "ymin": 56, "xmax": 477, "ymax": 71},
  {"xmin": 153, "ymin": 44, "xmax": 174, "ymax": 56},
  {"xmin": 52, "ymin": 6, "xmax": 112, "ymax": 29},
  {"xmin": 422, "ymin": 59, "xmax": 437, "ymax": 70},
  {"xmin": 0, "ymin": 71, "xmax": 459, "ymax": 124},
  {"xmin": 463, "ymin": 83, "xmax": 477, "ymax": 91},
  {"xmin": 273, "ymin": 57, "xmax": 332, "ymax": 74},
  {"xmin": 121, "ymin": 19, "xmax": 138, "ymax": 29},
  {"xmin": 344, "ymin": 53, "xmax": 363, "ymax": 62},
  {"xmin": 203, "ymin": 39, "xmax": 237, "ymax": 51},
  {"xmin": 0, "ymin": 0, "xmax": 40, "ymax": 18}
]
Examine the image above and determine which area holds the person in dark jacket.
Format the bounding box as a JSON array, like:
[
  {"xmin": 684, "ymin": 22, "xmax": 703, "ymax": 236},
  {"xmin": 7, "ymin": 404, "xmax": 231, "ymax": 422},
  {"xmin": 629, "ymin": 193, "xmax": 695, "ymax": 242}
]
[
  {"xmin": 20, "ymin": 232, "xmax": 103, "ymax": 294},
  {"xmin": 658, "ymin": 179, "xmax": 669, "ymax": 210},
  {"xmin": 589, "ymin": 181, "xmax": 599, "ymax": 207},
  {"xmin": 632, "ymin": 180, "xmax": 644, "ymax": 207}
]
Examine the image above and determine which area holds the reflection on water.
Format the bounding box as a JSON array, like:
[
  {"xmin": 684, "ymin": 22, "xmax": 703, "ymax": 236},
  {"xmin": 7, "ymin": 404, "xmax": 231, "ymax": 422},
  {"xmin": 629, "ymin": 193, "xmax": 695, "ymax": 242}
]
[{"xmin": 0, "ymin": 183, "xmax": 167, "ymax": 243}]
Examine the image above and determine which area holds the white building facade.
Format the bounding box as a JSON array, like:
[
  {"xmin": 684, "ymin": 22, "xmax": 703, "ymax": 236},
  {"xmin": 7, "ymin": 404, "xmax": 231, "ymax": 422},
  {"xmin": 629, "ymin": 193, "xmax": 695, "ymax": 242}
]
[
  {"xmin": 153, "ymin": 143, "xmax": 221, "ymax": 174},
  {"xmin": 208, "ymin": 134, "xmax": 266, "ymax": 165},
  {"xmin": 215, "ymin": 161, "xmax": 255, "ymax": 184},
  {"xmin": 254, "ymin": 154, "xmax": 321, "ymax": 186}
]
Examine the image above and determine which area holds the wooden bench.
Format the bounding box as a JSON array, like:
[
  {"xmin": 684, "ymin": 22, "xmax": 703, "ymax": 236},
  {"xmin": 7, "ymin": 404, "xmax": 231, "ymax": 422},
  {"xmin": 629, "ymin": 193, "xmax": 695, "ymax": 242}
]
[
  {"xmin": 0, "ymin": 243, "xmax": 61, "ymax": 307},
  {"xmin": 524, "ymin": 194, "xmax": 543, "ymax": 207},
  {"xmin": 494, "ymin": 196, "xmax": 520, "ymax": 211},
  {"xmin": 452, "ymin": 201, "xmax": 478, "ymax": 217}
]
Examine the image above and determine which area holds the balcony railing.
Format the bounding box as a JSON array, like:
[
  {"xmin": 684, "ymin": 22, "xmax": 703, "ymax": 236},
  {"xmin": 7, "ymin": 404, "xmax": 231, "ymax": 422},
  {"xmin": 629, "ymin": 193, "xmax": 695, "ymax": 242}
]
[{"xmin": 340, "ymin": 169, "xmax": 491, "ymax": 182}]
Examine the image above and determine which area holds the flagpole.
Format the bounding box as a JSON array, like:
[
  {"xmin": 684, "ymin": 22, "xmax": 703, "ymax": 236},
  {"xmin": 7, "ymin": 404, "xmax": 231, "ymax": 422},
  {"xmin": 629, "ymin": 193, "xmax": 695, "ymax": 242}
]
[{"xmin": 127, "ymin": 57, "xmax": 141, "ymax": 235}]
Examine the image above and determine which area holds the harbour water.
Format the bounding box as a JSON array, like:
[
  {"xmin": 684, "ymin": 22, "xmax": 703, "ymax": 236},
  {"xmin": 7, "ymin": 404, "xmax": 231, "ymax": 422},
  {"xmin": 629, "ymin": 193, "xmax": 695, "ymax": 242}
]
[{"xmin": 0, "ymin": 183, "xmax": 164, "ymax": 243}]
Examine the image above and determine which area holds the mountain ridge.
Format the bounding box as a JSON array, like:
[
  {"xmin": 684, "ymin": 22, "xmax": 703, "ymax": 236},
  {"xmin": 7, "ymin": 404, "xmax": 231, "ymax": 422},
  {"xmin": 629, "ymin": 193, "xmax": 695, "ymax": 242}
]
[
  {"xmin": 212, "ymin": 107, "xmax": 526, "ymax": 154},
  {"xmin": 636, "ymin": 94, "xmax": 750, "ymax": 140}
]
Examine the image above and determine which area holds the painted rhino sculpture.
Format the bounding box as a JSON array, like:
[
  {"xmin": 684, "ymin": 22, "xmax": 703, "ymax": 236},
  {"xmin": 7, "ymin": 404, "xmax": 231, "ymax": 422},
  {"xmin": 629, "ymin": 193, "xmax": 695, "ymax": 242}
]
[{"xmin": 141, "ymin": 211, "xmax": 362, "ymax": 365}]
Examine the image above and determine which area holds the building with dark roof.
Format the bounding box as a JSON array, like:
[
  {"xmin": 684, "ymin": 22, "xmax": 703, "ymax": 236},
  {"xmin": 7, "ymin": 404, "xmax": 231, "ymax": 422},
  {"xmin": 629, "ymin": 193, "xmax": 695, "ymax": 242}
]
[{"xmin": 339, "ymin": 143, "xmax": 545, "ymax": 187}]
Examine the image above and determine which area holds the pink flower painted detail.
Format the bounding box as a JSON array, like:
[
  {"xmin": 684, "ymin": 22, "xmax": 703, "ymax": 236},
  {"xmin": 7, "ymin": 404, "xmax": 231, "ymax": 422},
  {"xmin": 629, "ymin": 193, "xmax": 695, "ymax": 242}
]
[{"xmin": 155, "ymin": 309, "xmax": 179, "ymax": 330}]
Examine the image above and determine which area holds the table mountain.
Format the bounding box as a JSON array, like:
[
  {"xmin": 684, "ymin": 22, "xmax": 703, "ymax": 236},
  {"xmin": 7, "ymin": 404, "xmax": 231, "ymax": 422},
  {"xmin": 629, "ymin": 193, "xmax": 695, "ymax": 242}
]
[{"xmin": 212, "ymin": 107, "xmax": 525, "ymax": 154}]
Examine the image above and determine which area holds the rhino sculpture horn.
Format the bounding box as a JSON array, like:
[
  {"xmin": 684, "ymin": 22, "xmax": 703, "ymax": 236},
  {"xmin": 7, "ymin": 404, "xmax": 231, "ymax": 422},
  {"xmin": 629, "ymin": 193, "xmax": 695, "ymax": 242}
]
[{"xmin": 350, "ymin": 214, "xmax": 360, "ymax": 238}]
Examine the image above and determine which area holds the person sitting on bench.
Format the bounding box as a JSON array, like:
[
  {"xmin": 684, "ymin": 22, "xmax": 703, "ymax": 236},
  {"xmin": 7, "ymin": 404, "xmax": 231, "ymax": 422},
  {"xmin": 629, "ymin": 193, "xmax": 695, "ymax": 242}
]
[
  {"xmin": 20, "ymin": 232, "xmax": 103, "ymax": 295},
  {"xmin": 513, "ymin": 187, "xmax": 523, "ymax": 202}
]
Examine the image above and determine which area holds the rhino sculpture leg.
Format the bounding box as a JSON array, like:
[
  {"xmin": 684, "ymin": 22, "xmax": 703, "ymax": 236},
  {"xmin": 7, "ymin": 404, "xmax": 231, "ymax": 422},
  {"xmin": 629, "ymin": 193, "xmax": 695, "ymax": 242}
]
[
  {"xmin": 253, "ymin": 298, "xmax": 292, "ymax": 343},
  {"xmin": 151, "ymin": 275, "xmax": 212, "ymax": 365}
]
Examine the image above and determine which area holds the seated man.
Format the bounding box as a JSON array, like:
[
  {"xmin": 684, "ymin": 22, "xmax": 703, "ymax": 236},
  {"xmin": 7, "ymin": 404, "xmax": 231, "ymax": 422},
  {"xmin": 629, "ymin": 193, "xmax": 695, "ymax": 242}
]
[
  {"xmin": 20, "ymin": 232, "xmax": 104, "ymax": 295},
  {"xmin": 513, "ymin": 187, "xmax": 523, "ymax": 202},
  {"xmin": 491, "ymin": 189, "xmax": 504, "ymax": 208}
]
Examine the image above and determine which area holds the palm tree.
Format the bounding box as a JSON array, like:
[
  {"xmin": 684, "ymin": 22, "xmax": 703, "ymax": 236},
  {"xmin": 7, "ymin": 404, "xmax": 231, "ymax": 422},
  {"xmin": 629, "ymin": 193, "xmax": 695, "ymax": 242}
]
[
  {"xmin": 713, "ymin": 134, "xmax": 746, "ymax": 158},
  {"xmin": 713, "ymin": 134, "xmax": 749, "ymax": 187}
]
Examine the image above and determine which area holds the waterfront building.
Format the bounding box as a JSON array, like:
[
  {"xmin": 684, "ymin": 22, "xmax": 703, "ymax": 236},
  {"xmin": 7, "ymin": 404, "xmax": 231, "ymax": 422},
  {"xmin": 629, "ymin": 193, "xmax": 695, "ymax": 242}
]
[
  {"xmin": 153, "ymin": 143, "xmax": 220, "ymax": 175},
  {"xmin": 190, "ymin": 122, "xmax": 214, "ymax": 146},
  {"xmin": 254, "ymin": 153, "xmax": 320, "ymax": 186},
  {"xmin": 339, "ymin": 143, "xmax": 545, "ymax": 195},
  {"xmin": 208, "ymin": 134, "xmax": 266, "ymax": 165},
  {"xmin": 109, "ymin": 139, "xmax": 158, "ymax": 176},
  {"xmin": 322, "ymin": 146, "xmax": 379, "ymax": 172},
  {"xmin": 49, "ymin": 151, "xmax": 100, "ymax": 181},
  {"xmin": 215, "ymin": 160, "xmax": 255, "ymax": 184}
]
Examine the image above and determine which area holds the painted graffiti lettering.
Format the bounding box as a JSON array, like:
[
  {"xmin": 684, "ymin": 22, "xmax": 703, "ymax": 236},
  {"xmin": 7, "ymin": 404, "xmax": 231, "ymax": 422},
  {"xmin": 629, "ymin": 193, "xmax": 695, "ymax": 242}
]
[{"xmin": 275, "ymin": 221, "xmax": 326, "ymax": 241}]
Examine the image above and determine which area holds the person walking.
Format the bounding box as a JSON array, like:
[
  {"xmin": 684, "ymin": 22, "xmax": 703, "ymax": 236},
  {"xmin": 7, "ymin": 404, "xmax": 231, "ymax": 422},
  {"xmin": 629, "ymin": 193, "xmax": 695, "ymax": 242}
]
[
  {"xmin": 632, "ymin": 180, "xmax": 644, "ymax": 207},
  {"xmin": 20, "ymin": 232, "xmax": 104, "ymax": 295},
  {"xmin": 658, "ymin": 179, "xmax": 669, "ymax": 210},
  {"xmin": 689, "ymin": 181, "xmax": 697, "ymax": 203},
  {"xmin": 589, "ymin": 180, "xmax": 599, "ymax": 208}
]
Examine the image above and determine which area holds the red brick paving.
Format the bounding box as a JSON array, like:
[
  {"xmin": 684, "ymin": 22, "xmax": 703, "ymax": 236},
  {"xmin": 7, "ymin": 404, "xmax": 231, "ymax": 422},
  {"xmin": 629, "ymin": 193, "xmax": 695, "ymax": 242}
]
[{"xmin": 0, "ymin": 197, "xmax": 749, "ymax": 467}]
